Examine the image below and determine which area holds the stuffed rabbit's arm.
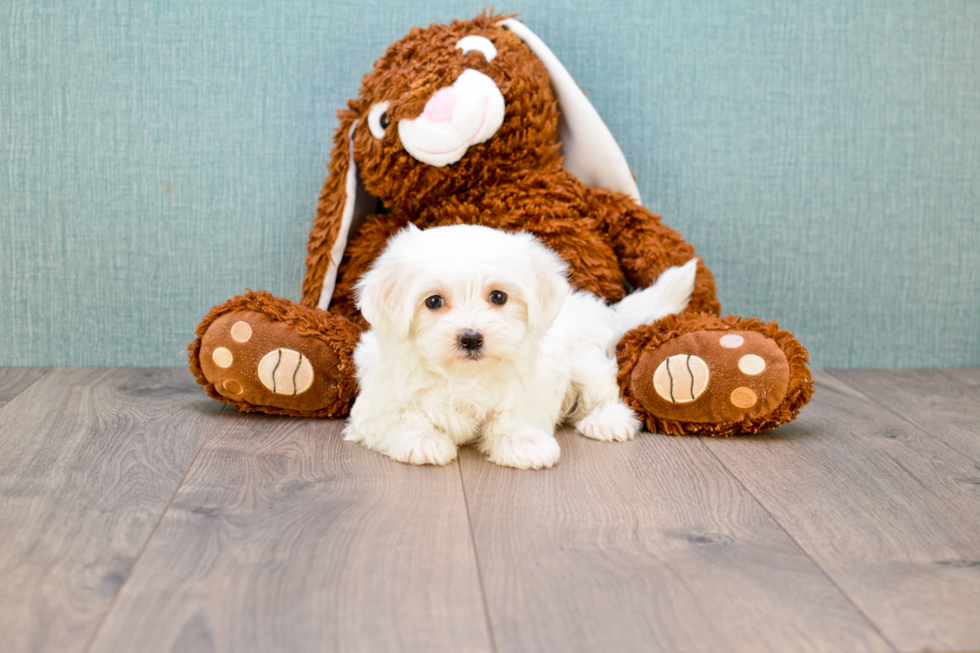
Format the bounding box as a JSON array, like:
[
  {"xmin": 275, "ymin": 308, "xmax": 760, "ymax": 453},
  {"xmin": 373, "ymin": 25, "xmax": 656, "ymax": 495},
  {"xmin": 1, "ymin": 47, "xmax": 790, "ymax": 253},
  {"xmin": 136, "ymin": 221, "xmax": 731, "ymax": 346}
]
[{"xmin": 590, "ymin": 189, "xmax": 722, "ymax": 316}]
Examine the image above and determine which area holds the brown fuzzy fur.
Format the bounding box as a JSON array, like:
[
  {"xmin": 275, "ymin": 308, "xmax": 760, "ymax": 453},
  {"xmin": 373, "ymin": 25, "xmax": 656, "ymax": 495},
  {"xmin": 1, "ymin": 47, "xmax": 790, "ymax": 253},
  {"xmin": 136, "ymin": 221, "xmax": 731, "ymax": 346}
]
[
  {"xmin": 617, "ymin": 313, "xmax": 814, "ymax": 436},
  {"xmin": 190, "ymin": 10, "xmax": 812, "ymax": 434}
]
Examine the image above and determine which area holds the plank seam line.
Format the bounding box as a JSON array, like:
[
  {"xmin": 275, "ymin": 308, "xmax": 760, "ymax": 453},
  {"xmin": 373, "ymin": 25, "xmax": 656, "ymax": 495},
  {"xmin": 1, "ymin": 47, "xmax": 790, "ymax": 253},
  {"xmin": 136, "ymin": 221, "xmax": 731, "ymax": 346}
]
[
  {"xmin": 826, "ymin": 370, "xmax": 980, "ymax": 466},
  {"xmin": 696, "ymin": 437, "xmax": 899, "ymax": 653},
  {"xmin": 0, "ymin": 367, "xmax": 53, "ymax": 411},
  {"xmin": 80, "ymin": 404, "xmax": 222, "ymax": 653},
  {"xmin": 457, "ymin": 460, "xmax": 499, "ymax": 653}
]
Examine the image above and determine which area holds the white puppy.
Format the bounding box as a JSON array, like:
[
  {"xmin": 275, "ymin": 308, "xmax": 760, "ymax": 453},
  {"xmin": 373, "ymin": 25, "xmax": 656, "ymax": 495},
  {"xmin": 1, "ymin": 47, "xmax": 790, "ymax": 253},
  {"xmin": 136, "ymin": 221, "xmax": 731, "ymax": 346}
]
[{"xmin": 343, "ymin": 224, "xmax": 697, "ymax": 470}]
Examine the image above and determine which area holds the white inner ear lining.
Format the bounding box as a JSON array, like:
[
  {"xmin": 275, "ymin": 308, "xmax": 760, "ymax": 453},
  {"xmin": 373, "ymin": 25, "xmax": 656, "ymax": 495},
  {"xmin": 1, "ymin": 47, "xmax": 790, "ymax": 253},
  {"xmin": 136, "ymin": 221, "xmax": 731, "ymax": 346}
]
[
  {"xmin": 455, "ymin": 35, "xmax": 497, "ymax": 62},
  {"xmin": 318, "ymin": 120, "xmax": 367, "ymax": 310},
  {"xmin": 495, "ymin": 18, "xmax": 642, "ymax": 204}
]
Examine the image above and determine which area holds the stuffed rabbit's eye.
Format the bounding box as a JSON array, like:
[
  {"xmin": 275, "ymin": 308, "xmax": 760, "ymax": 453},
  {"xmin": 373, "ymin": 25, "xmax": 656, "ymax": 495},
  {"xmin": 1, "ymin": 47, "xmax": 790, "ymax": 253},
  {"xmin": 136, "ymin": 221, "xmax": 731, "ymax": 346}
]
[
  {"xmin": 455, "ymin": 35, "xmax": 497, "ymax": 62},
  {"xmin": 425, "ymin": 295, "xmax": 445, "ymax": 310},
  {"xmin": 367, "ymin": 101, "xmax": 391, "ymax": 139}
]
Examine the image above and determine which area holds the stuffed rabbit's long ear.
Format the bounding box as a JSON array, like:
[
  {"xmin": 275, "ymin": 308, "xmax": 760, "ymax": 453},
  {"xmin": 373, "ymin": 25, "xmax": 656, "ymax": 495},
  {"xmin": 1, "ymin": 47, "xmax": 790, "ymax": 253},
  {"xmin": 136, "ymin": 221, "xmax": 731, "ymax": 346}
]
[
  {"xmin": 301, "ymin": 120, "xmax": 381, "ymax": 310},
  {"xmin": 499, "ymin": 18, "xmax": 642, "ymax": 205}
]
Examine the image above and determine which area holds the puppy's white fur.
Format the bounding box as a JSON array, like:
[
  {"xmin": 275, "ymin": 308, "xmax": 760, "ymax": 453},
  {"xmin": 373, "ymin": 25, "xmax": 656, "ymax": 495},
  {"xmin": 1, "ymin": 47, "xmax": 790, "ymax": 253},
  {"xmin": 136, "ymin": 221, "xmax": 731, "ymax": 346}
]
[{"xmin": 343, "ymin": 224, "xmax": 697, "ymax": 469}]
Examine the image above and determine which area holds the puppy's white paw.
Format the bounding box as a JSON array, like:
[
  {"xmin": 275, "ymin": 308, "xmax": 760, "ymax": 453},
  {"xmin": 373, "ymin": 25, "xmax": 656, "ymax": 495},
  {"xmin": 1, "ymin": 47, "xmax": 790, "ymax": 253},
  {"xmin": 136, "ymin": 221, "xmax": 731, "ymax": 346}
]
[
  {"xmin": 488, "ymin": 428, "xmax": 560, "ymax": 470},
  {"xmin": 387, "ymin": 431, "xmax": 458, "ymax": 466},
  {"xmin": 576, "ymin": 401, "xmax": 641, "ymax": 442},
  {"xmin": 341, "ymin": 422, "xmax": 364, "ymax": 443}
]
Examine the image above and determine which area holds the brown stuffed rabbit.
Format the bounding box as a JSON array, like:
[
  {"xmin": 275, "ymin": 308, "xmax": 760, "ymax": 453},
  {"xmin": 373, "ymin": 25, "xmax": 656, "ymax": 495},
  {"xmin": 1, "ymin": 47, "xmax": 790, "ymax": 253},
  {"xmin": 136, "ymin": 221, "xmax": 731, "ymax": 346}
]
[{"xmin": 189, "ymin": 11, "xmax": 812, "ymax": 436}]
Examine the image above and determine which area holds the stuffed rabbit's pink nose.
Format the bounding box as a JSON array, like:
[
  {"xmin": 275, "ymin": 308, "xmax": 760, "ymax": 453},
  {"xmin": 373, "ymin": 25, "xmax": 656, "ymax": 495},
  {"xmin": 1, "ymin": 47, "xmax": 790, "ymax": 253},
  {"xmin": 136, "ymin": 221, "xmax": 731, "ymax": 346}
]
[{"xmin": 423, "ymin": 87, "xmax": 457, "ymax": 123}]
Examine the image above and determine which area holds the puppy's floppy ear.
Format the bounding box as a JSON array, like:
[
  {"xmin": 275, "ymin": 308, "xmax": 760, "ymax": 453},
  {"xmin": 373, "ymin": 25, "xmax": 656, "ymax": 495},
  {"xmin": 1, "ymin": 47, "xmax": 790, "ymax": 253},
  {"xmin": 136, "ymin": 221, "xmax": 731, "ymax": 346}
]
[
  {"xmin": 302, "ymin": 115, "xmax": 383, "ymax": 310},
  {"xmin": 498, "ymin": 18, "xmax": 643, "ymax": 205},
  {"xmin": 354, "ymin": 225, "xmax": 420, "ymax": 339},
  {"xmin": 520, "ymin": 236, "xmax": 570, "ymax": 336}
]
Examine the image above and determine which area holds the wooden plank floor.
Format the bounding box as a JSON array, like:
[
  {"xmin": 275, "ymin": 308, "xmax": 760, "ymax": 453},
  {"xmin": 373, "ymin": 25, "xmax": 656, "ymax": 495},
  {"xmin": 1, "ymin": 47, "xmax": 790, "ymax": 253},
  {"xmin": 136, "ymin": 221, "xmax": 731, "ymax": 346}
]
[{"xmin": 0, "ymin": 368, "xmax": 977, "ymax": 653}]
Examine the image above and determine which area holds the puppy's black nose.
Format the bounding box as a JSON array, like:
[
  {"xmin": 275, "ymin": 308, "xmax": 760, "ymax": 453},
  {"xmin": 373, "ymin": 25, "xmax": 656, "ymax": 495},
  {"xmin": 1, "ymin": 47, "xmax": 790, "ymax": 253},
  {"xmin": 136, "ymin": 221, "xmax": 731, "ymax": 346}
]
[{"xmin": 458, "ymin": 329, "xmax": 484, "ymax": 351}]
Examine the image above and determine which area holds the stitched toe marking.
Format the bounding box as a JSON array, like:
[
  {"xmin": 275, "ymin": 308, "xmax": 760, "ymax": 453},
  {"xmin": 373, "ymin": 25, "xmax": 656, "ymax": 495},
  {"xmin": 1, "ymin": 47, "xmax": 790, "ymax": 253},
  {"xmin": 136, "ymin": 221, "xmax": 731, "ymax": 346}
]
[
  {"xmin": 738, "ymin": 354, "xmax": 766, "ymax": 375},
  {"xmin": 230, "ymin": 321, "xmax": 252, "ymax": 343},
  {"xmin": 720, "ymin": 334, "xmax": 744, "ymax": 348},
  {"xmin": 653, "ymin": 354, "xmax": 709, "ymax": 403},
  {"xmin": 212, "ymin": 347, "xmax": 233, "ymax": 368},
  {"xmin": 731, "ymin": 387, "xmax": 758, "ymax": 408},
  {"xmin": 257, "ymin": 348, "xmax": 314, "ymax": 396}
]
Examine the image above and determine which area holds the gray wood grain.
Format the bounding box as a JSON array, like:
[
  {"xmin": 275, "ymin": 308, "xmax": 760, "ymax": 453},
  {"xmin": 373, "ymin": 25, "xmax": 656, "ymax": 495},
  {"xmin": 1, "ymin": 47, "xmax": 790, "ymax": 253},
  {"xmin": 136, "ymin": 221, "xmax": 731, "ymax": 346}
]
[
  {"xmin": 0, "ymin": 367, "xmax": 49, "ymax": 407},
  {"xmin": 458, "ymin": 428, "xmax": 891, "ymax": 653},
  {"xmin": 943, "ymin": 367, "xmax": 980, "ymax": 390},
  {"xmin": 7, "ymin": 367, "xmax": 980, "ymax": 652},
  {"xmin": 0, "ymin": 368, "xmax": 215, "ymax": 653},
  {"xmin": 87, "ymin": 417, "xmax": 492, "ymax": 653},
  {"xmin": 704, "ymin": 370, "xmax": 980, "ymax": 652},
  {"xmin": 830, "ymin": 368, "xmax": 980, "ymax": 464}
]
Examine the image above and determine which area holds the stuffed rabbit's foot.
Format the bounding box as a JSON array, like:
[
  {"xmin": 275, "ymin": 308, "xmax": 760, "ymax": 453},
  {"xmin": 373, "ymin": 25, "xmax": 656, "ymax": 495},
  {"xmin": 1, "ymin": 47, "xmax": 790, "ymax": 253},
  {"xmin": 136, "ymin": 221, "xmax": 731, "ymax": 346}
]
[
  {"xmin": 617, "ymin": 313, "xmax": 813, "ymax": 436},
  {"xmin": 188, "ymin": 291, "xmax": 361, "ymax": 417}
]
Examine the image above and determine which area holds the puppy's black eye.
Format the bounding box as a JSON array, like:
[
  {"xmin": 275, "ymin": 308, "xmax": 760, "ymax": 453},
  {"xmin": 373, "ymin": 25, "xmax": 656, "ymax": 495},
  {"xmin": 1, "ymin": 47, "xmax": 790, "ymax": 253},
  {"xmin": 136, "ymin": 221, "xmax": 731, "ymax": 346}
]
[
  {"xmin": 425, "ymin": 295, "xmax": 445, "ymax": 310},
  {"xmin": 379, "ymin": 111, "xmax": 390, "ymax": 129},
  {"xmin": 489, "ymin": 290, "xmax": 507, "ymax": 305}
]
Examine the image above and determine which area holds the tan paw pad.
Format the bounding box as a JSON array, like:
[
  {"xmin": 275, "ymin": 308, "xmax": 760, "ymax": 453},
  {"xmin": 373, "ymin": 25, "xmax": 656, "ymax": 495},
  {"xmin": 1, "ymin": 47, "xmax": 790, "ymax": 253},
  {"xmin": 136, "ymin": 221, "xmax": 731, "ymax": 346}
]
[
  {"xmin": 230, "ymin": 320, "xmax": 252, "ymax": 343},
  {"xmin": 730, "ymin": 387, "xmax": 758, "ymax": 408},
  {"xmin": 222, "ymin": 379, "xmax": 243, "ymax": 396},
  {"xmin": 720, "ymin": 334, "xmax": 744, "ymax": 348},
  {"xmin": 212, "ymin": 347, "xmax": 233, "ymax": 368},
  {"xmin": 257, "ymin": 348, "xmax": 314, "ymax": 396},
  {"xmin": 738, "ymin": 354, "xmax": 766, "ymax": 375},
  {"xmin": 653, "ymin": 354, "xmax": 709, "ymax": 404}
]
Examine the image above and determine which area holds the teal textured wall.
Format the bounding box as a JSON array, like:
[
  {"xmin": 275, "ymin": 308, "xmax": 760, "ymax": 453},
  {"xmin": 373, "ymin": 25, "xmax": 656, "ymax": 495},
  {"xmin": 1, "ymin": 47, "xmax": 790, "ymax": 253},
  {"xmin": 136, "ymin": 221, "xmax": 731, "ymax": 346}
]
[{"xmin": 2, "ymin": 0, "xmax": 978, "ymax": 368}]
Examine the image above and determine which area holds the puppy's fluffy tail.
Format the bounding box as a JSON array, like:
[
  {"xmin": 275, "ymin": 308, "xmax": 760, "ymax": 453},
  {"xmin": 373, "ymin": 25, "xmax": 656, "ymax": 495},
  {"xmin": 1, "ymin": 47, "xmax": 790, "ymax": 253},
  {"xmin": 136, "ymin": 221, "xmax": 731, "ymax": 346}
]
[{"xmin": 613, "ymin": 258, "xmax": 699, "ymax": 335}]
